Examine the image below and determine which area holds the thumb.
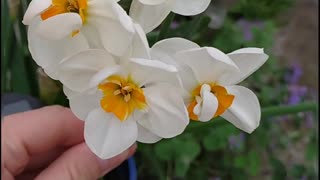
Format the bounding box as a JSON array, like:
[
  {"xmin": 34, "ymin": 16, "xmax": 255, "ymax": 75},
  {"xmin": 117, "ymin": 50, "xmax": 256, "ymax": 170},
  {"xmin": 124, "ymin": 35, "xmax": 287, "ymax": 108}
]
[{"xmin": 35, "ymin": 143, "xmax": 137, "ymax": 180}]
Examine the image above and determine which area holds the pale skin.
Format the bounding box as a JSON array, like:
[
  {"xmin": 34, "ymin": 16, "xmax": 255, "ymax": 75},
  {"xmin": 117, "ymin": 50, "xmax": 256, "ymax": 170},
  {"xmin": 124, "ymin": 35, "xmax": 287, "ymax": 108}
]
[{"xmin": 1, "ymin": 105, "xmax": 137, "ymax": 180}]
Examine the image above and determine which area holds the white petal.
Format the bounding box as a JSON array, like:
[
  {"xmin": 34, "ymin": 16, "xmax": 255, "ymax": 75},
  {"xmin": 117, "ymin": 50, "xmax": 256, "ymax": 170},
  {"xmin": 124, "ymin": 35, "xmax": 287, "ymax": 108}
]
[
  {"xmin": 88, "ymin": 2, "xmax": 135, "ymax": 56},
  {"xmin": 36, "ymin": 13, "xmax": 82, "ymax": 40},
  {"xmin": 128, "ymin": 58, "xmax": 182, "ymax": 87},
  {"xmin": 221, "ymin": 85, "xmax": 261, "ymax": 133},
  {"xmin": 174, "ymin": 47, "xmax": 239, "ymax": 84},
  {"xmin": 63, "ymin": 85, "xmax": 78, "ymax": 98},
  {"xmin": 137, "ymin": 124, "xmax": 162, "ymax": 143},
  {"xmin": 150, "ymin": 38, "xmax": 201, "ymax": 92},
  {"xmin": 89, "ymin": 18, "xmax": 134, "ymax": 56},
  {"xmin": 172, "ymin": 0, "xmax": 211, "ymax": 16},
  {"xmin": 58, "ymin": 49, "xmax": 117, "ymax": 92},
  {"xmin": 85, "ymin": 108, "xmax": 138, "ymax": 159},
  {"xmin": 137, "ymin": 83, "xmax": 189, "ymax": 138},
  {"xmin": 221, "ymin": 48, "xmax": 269, "ymax": 84},
  {"xmin": 198, "ymin": 88, "xmax": 218, "ymax": 122},
  {"xmin": 89, "ymin": 66, "xmax": 122, "ymax": 88},
  {"xmin": 151, "ymin": 37, "xmax": 200, "ymax": 60},
  {"xmin": 28, "ymin": 17, "xmax": 89, "ymax": 80},
  {"xmin": 129, "ymin": 23, "xmax": 150, "ymax": 59},
  {"xmin": 130, "ymin": 0, "xmax": 173, "ymax": 33},
  {"xmin": 81, "ymin": 25, "xmax": 104, "ymax": 48},
  {"xmin": 22, "ymin": 0, "xmax": 51, "ymax": 25},
  {"xmin": 67, "ymin": 89, "xmax": 102, "ymax": 120},
  {"xmin": 139, "ymin": 0, "xmax": 167, "ymax": 5}
]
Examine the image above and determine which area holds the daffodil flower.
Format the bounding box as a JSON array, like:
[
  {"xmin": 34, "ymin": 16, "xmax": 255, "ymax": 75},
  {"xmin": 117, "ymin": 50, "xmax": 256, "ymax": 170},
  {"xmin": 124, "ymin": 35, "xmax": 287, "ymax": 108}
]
[
  {"xmin": 57, "ymin": 48, "xmax": 189, "ymax": 159},
  {"xmin": 23, "ymin": 0, "xmax": 135, "ymax": 79},
  {"xmin": 130, "ymin": 0, "xmax": 211, "ymax": 33},
  {"xmin": 150, "ymin": 38, "xmax": 269, "ymax": 133}
]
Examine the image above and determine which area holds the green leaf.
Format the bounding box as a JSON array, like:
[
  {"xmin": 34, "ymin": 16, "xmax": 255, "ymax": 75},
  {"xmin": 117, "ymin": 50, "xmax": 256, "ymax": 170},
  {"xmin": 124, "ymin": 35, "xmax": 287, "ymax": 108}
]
[
  {"xmin": 1, "ymin": 0, "xmax": 14, "ymax": 92},
  {"xmin": 247, "ymin": 151, "xmax": 260, "ymax": 176},
  {"xmin": 306, "ymin": 135, "xmax": 318, "ymax": 161},
  {"xmin": 10, "ymin": 39, "xmax": 31, "ymax": 94},
  {"xmin": 154, "ymin": 139, "xmax": 176, "ymax": 161},
  {"xmin": 270, "ymin": 156, "xmax": 287, "ymax": 180},
  {"xmin": 203, "ymin": 124, "xmax": 238, "ymax": 151},
  {"xmin": 174, "ymin": 139, "xmax": 201, "ymax": 177},
  {"xmin": 288, "ymin": 164, "xmax": 306, "ymax": 178},
  {"xmin": 234, "ymin": 156, "xmax": 247, "ymax": 169}
]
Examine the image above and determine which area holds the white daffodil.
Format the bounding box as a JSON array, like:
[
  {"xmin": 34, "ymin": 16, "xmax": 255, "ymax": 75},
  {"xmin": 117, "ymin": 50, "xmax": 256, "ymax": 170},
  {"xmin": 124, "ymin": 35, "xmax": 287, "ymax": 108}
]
[
  {"xmin": 57, "ymin": 48, "xmax": 189, "ymax": 159},
  {"xmin": 23, "ymin": 0, "xmax": 135, "ymax": 79},
  {"xmin": 130, "ymin": 0, "xmax": 211, "ymax": 33},
  {"xmin": 150, "ymin": 38, "xmax": 269, "ymax": 133}
]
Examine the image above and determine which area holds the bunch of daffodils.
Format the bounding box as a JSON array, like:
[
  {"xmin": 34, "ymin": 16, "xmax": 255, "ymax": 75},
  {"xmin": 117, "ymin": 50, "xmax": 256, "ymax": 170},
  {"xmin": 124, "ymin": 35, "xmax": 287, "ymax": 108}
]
[{"xmin": 23, "ymin": 0, "xmax": 269, "ymax": 159}]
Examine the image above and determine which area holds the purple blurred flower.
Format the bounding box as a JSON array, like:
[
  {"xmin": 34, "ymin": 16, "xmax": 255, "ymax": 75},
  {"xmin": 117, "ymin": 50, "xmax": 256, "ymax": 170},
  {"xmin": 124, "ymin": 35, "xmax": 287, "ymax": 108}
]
[
  {"xmin": 300, "ymin": 175, "xmax": 307, "ymax": 180},
  {"xmin": 237, "ymin": 19, "xmax": 264, "ymax": 41},
  {"xmin": 228, "ymin": 133, "xmax": 245, "ymax": 150},
  {"xmin": 287, "ymin": 85, "xmax": 308, "ymax": 105},
  {"xmin": 170, "ymin": 21, "xmax": 179, "ymax": 29},
  {"xmin": 285, "ymin": 63, "xmax": 303, "ymax": 84},
  {"xmin": 284, "ymin": 63, "xmax": 309, "ymax": 105}
]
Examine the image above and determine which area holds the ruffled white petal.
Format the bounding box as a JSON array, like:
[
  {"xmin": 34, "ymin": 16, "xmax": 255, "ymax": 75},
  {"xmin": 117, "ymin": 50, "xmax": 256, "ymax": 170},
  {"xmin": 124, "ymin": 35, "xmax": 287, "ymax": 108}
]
[
  {"xmin": 221, "ymin": 48, "xmax": 269, "ymax": 84},
  {"xmin": 172, "ymin": 0, "xmax": 211, "ymax": 16},
  {"xmin": 130, "ymin": 0, "xmax": 173, "ymax": 33},
  {"xmin": 137, "ymin": 83, "xmax": 189, "ymax": 138},
  {"xmin": 128, "ymin": 23, "xmax": 151, "ymax": 59},
  {"xmin": 85, "ymin": 108, "xmax": 138, "ymax": 159},
  {"xmin": 58, "ymin": 49, "xmax": 117, "ymax": 92},
  {"xmin": 174, "ymin": 47, "xmax": 239, "ymax": 85},
  {"xmin": 150, "ymin": 38, "xmax": 200, "ymax": 91},
  {"xmin": 27, "ymin": 17, "xmax": 89, "ymax": 80},
  {"xmin": 137, "ymin": 124, "xmax": 162, "ymax": 143},
  {"xmin": 81, "ymin": 25, "xmax": 104, "ymax": 48},
  {"xmin": 151, "ymin": 37, "xmax": 200, "ymax": 61},
  {"xmin": 221, "ymin": 85, "xmax": 261, "ymax": 133},
  {"xmin": 36, "ymin": 13, "xmax": 83, "ymax": 40},
  {"xmin": 197, "ymin": 84, "xmax": 218, "ymax": 122},
  {"xmin": 22, "ymin": 0, "xmax": 51, "ymax": 25},
  {"xmin": 88, "ymin": 1, "xmax": 135, "ymax": 56}
]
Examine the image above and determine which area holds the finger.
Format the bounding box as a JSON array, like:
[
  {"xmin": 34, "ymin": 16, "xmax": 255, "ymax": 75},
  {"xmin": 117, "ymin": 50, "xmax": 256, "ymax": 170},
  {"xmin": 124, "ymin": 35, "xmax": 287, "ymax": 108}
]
[
  {"xmin": 15, "ymin": 170, "xmax": 41, "ymax": 180},
  {"xmin": 35, "ymin": 143, "xmax": 137, "ymax": 180},
  {"xmin": 2, "ymin": 105, "xmax": 84, "ymax": 176},
  {"xmin": 25, "ymin": 147, "xmax": 65, "ymax": 171}
]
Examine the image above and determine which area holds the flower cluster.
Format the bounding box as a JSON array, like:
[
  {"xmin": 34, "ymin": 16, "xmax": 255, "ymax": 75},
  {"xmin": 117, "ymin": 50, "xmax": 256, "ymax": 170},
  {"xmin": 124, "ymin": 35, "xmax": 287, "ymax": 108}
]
[{"xmin": 23, "ymin": 0, "xmax": 269, "ymax": 159}]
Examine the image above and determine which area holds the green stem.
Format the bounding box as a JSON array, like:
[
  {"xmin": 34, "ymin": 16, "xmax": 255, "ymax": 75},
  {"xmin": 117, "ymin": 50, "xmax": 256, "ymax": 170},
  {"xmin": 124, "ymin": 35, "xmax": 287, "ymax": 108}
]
[
  {"xmin": 261, "ymin": 102, "xmax": 318, "ymax": 117},
  {"xmin": 186, "ymin": 102, "xmax": 318, "ymax": 131},
  {"xmin": 156, "ymin": 13, "xmax": 175, "ymax": 41}
]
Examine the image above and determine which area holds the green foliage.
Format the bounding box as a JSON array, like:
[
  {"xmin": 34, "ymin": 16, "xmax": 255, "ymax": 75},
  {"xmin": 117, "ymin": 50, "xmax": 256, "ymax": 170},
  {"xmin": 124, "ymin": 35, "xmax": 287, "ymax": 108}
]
[
  {"xmin": 154, "ymin": 135, "xmax": 201, "ymax": 178},
  {"xmin": 230, "ymin": 0, "xmax": 295, "ymax": 19},
  {"xmin": 202, "ymin": 125, "xmax": 238, "ymax": 151}
]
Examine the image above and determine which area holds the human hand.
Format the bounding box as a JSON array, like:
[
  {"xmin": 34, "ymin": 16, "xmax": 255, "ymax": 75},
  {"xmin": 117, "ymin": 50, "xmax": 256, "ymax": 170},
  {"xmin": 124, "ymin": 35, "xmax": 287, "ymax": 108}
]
[{"xmin": 2, "ymin": 105, "xmax": 137, "ymax": 180}]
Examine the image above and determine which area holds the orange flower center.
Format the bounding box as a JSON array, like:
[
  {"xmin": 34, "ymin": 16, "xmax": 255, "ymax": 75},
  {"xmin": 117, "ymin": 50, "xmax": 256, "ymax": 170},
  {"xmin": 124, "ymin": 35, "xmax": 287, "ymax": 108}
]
[
  {"xmin": 98, "ymin": 75, "xmax": 147, "ymax": 121},
  {"xmin": 40, "ymin": 0, "xmax": 87, "ymax": 36},
  {"xmin": 187, "ymin": 83, "xmax": 235, "ymax": 121}
]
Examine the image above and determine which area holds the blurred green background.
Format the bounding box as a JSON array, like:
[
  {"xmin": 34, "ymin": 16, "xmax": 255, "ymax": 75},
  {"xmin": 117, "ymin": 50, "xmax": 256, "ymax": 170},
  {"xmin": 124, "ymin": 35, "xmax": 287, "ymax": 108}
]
[{"xmin": 1, "ymin": 0, "xmax": 319, "ymax": 179}]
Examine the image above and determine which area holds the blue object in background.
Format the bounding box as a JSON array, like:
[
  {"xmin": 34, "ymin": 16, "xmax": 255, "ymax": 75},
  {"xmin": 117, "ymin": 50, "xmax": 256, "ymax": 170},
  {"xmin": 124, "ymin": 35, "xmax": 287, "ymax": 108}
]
[{"xmin": 127, "ymin": 156, "xmax": 137, "ymax": 180}]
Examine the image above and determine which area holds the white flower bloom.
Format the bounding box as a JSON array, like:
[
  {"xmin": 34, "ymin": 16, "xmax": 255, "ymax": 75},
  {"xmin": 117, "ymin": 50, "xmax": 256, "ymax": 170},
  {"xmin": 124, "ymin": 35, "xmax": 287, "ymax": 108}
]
[
  {"xmin": 57, "ymin": 48, "xmax": 189, "ymax": 159},
  {"xmin": 23, "ymin": 0, "xmax": 135, "ymax": 79},
  {"xmin": 150, "ymin": 38, "xmax": 269, "ymax": 133},
  {"xmin": 130, "ymin": 0, "xmax": 211, "ymax": 33}
]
